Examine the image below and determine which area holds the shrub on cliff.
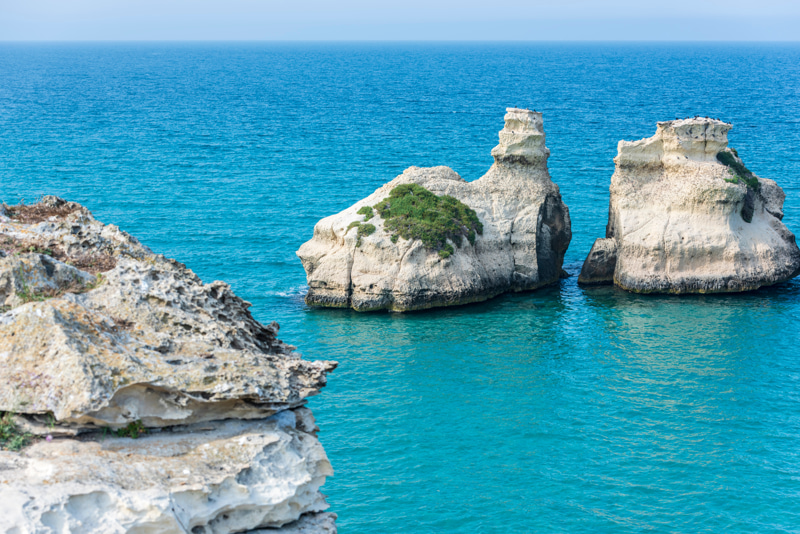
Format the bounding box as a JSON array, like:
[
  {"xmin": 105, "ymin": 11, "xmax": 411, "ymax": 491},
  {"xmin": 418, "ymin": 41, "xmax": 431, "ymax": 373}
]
[
  {"xmin": 346, "ymin": 221, "xmax": 376, "ymax": 247},
  {"xmin": 718, "ymin": 150, "xmax": 760, "ymax": 191},
  {"xmin": 372, "ymin": 184, "xmax": 483, "ymax": 259},
  {"xmin": 356, "ymin": 206, "xmax": 374, "ymax": 221}
]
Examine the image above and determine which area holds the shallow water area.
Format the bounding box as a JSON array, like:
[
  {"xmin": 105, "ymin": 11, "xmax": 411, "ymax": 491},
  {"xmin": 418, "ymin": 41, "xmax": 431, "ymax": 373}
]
[{"xmin": 2, "ymin": 42, "xmax": 800, "ymax": 532}]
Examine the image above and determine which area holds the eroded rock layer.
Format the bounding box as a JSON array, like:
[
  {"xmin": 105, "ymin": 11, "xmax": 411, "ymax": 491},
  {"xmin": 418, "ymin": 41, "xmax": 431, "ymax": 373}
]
[
  {"xmin": 0, "ymin": 197, "xmax": 337, "ymax": 533},
  {"xmin": 297, "ymin": 108, "xmax": 572, "ymax": 312},
  {"xmin": 580, "ymin": 118, "xmax": 800, "ymax": 293}
]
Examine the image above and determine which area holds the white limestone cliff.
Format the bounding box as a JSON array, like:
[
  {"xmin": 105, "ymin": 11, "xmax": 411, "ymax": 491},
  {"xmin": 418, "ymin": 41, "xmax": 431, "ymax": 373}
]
[
  {"xmin": 579, "ymin": 118, "xmax": 800, "ymax": 292},
  {"xmin": 297, "ymin": 108, "xmax": 572, "ymax": 312},
  {"xmin": 0, "ymin": 197, "xmax": 337, "ymax": 533}
]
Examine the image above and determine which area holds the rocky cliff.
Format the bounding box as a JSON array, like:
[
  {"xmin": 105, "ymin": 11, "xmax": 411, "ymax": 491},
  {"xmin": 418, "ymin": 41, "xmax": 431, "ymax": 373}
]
[
  {"xmin": 297, "ymin": 108, "xmax": 572, "ymax": 312},
  {"xmin": 579, "ymin": 118, "xmax": 800, "ymax": 292},
  {"xmin": 0, "ymin": 197, "xmax": 337, "ymax": 533}
]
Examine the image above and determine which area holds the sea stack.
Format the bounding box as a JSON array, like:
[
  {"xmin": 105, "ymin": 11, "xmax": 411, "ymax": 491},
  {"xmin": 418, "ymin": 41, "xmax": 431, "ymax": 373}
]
[
  {"xmin": 297, "ymin": 108, "xmax": 572, "ymax": 312},
  {"xmin": 0, "ymin": 197, "xmax": 337, "ymax": 532},
  {"xmin": 579, "ymin": 118, "xmax": 800, "ymax": 292}
]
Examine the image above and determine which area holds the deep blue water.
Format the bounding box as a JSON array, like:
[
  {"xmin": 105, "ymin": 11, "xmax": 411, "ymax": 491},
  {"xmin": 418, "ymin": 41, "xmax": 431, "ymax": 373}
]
[{"xmin": 2, "ymin": 42, "xmax": 800, "ymax": 533}]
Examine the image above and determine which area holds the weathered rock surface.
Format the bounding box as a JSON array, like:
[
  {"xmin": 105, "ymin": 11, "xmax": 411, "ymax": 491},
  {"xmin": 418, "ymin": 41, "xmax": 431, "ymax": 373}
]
[
  {"xmin": 580, "ymin": 118, "xmax": 800, "ymax": 293},
  {"xmin": 0, "ymin": 197, "xmax": 337, "ymax": 532},
  {"xmin": 297, "ymin": 108, "xmax": 572, "ymax": 311},
  {"xmin": 0, "ymin": 413, "xmax": 332, "ymax": 533},
  {"xmin": 577, "ymin": 238, "xmax": 617, "ymax": 286}
]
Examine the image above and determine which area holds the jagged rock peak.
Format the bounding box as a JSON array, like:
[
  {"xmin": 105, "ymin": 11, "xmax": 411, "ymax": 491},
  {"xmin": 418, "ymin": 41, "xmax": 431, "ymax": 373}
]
[
  {"xmin": 616, "ymin": 117, "xmax": 732, "ymax": 167},
  {"xmin": 490, "ymin": 107, "xmax": 550, "ymax": 166}
]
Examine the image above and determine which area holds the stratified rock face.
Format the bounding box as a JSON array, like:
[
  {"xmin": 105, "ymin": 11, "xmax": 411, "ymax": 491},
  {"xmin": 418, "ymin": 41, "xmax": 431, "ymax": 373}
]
[
  {"xmin": 0, "ymin": 197, "xmax": 337, "ymax": 533},
  {"xmin": 581, "ymin": 118, "xmax": 800, "ymax": 293},
  {"xmin": 297, "ymin": 108, "xmax": 572, "ymax": 312}
]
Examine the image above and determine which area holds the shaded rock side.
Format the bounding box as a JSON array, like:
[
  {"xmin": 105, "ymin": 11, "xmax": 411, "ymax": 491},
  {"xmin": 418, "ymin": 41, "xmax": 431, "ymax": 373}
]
[
  {"xmin": 297, "ymin": 108, "xmax": 572, "ymax": 312},
  {"xmin": 0, "ymin": 197, "xmax": 337, "ymax": 532},
  {"xmin": 580, "ymin": 118, "xmax": 800, "ymax": 293},
  {"xmin": 578, "ymin": 238, "xmax": 617, "ymax": 285}
]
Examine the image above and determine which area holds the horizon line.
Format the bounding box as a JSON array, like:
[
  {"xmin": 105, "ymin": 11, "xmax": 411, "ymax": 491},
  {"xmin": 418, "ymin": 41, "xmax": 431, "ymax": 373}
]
[{"xmin": 2, "ymin": 39, "xmax": 800, "ymax": 43}]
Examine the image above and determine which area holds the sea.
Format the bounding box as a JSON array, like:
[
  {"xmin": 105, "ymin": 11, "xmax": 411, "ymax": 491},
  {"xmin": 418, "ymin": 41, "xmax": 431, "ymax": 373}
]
[{"xmin": 2, "ymin": 42, "xmax": 800, "ymax": 533}]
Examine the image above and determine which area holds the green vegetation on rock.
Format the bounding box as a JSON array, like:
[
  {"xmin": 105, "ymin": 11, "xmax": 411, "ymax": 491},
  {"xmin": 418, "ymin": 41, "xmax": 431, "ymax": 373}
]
[
  {"xmin": 115, "ymin": 419, "xmax": 147, "ymax": 439},
  {"xmin": 357, "ymin": 223, "xmax": 376, "ymax": 243},
  {"xmin": 372, "ymin": 183, "xmax": 483, "ymax": 258},
  {"xmin": 717, "ymin": 149, "xmax": 760, "ymax": 223},
  {"xmin": 346, "ymin": 221, "xmax": 376, "ymax": 247},
  {"xmin": 357, "ymin": 206, "xmax": 374, "ymax": 221},
  {"xmin": 347, "ymin": 206, "xmax": 378, "ymax": 247},
  {"xmin": 0, "ymin": 412, "xmax": 31, "ymax": 451},
  {"xmin": 717, "ymin": 150, "xmax": 760, "ymax": 191}
]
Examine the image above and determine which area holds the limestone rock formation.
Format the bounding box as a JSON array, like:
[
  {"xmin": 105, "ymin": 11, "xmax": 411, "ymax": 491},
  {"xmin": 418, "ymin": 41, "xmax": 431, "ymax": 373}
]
[
  {"xmin": 0, "ymin": 197, "xmax": 337, "ymax": 533},
  {"xmin": 297, "ymin": 108, "xmax": 572, "ymax": 312},
  {"xmin": 579, "ymin": 118, "xmax": 800, "ymax": 293},
  {"xmin": 577, "ymin": 238, "xmax": 617, "ymax": 286}
]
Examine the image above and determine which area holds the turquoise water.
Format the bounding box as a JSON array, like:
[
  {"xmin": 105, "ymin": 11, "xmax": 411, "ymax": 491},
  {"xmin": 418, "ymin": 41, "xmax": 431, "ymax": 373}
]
[{"xmin": 2, "ymin": 43, "xmax": 800, "ymax": 532}]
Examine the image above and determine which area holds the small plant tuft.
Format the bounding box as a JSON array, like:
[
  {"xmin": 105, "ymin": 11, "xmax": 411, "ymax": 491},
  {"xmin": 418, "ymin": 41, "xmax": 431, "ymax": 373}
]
[
  {"xmin": 356, "ymin": 223, "xmax": 376, "ymax": 246},
  {"xmin": 85, "ymin": 272, "xmax": 105, "ymax": 291},
  {"xmin": 438, "ymin": 244, "xmax": 454, "ymax": 259},
  {"xmin": 0, "ymin": 412, "xmax": 31, "ymax": 451},
  {"xmin": 26, "ymin": 245, "xmax": 52, "ymax": 256},
  {"xmin": 347, "ymin": 207, "xmax": 378, "ymax": 247},
  {"xmin": 356, "ymin": 206, "xmax": 374, "ymax": 221},
  {"xmin": 346, "ymin": 222, "xmax": 376, "ymax": 247},
  {"xmin": 17, "ymin": 274, "xmax": 51, "ymax": 304},
  {"xmin": 115, "ymin": 420, "xmax": 147, "ymax": 439},
  {"xmin": 358, "ymin": 223, "xmax": 375, "ymax": 237}
]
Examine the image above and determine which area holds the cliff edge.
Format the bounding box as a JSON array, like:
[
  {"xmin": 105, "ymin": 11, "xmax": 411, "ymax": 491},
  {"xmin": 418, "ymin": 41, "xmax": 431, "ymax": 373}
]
[{"xmin": 0, "ymin": 197, "xmax": 337, "ymax": 533}]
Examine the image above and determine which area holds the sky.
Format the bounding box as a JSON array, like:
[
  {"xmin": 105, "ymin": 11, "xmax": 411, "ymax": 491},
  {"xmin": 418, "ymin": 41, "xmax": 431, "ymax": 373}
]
[{"xmin": 1, "ymin": 0, "xmax": 799, "ymax": 41}]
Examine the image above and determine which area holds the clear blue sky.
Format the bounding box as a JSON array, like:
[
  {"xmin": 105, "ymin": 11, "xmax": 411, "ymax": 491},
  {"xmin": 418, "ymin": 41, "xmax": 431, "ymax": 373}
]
[{"xmin": 1, "ymin": 0, "xmax": 799, "ymax": 41}]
